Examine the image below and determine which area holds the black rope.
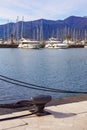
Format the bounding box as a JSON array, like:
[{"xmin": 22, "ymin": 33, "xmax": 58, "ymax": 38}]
[
  {"xmin": 0, "ymin": 77, "xmax": 54, "ymax": 92},
  {"xmin": 0, "ymin": 75, "xmax": 87, "ymax": 94},
  {"xmin": 0, "ymin": 112, "xmax": 36, "ymax": 122},
  {"xmin": 0, "ymin": 74, "xmax": 66, "ymax": 91}
]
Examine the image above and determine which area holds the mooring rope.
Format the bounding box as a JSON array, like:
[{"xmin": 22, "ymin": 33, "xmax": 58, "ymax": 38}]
[{"xmin": 0, "ymin": 74, "xmax": 87, "ymax": 94}]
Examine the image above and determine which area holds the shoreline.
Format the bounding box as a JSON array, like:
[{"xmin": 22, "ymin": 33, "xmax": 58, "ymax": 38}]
[
  {"xmin": 0, "ymin": 94, "xmax": 87, "ymax": 108},
  {"xmin": 47, "ymin": 94, "xmax": 87, "ymax": 106}
]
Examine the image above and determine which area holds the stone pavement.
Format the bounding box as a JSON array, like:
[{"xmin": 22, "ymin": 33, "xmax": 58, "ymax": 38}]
[{"xmin": 0, "ymin": 100, "xmax": 87, "ymax": 130}]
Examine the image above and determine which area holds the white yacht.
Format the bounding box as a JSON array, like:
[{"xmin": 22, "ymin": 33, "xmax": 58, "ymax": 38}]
[
  {"xmin": 0, "ymin": 39, "xmax": 4, "ymax": 44},
  {"xmin": 53, "ymin": 43, "xmax": 69, "ymax": 49},
  {"xmin": 46, "ymin": 37, "xmax": 60, "ymax": 44},
  {"xmin": 45, "ymin": 37, "xmax": 69, "ymax": 49},
  {"xmin": 18, "ymin": 38, "xmax": 42, "ymax": 49}
]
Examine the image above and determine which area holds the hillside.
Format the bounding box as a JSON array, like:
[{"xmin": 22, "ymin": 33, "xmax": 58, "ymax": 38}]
[{"xmin": 0, "ymin": 16, "xmax": 87, "ymax": 40}]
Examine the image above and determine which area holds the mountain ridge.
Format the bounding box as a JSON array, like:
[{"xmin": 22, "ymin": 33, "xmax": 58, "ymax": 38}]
[{"xmin": 0, "ymin": 16, "xmax": 87, "ymax": 40}]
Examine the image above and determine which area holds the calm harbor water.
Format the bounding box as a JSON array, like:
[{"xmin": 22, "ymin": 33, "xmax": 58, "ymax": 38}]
[{"xmin": 0, "ymin": 48, "xmax": 87, "ymax": 103}]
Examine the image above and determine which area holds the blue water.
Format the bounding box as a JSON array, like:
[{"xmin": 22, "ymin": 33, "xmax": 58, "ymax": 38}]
[{"xmin": 0, "ymin": 48, "xmax": 87, "ymax": 103}]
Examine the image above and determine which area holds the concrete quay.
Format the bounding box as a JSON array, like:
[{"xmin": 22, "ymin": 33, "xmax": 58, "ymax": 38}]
[{"xmin": 0, "ymin": 94, "xmax": 87, "ymax": 130}]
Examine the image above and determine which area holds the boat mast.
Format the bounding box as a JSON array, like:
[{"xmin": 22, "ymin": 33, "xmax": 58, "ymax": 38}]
[
  {"xmin": 3, "ymin": 25, "xmax": 5, "ymax": 42},
  {"xmin": 16, "ymin": 16, "xmax": 19, "ymax": 43},
  {"xmin": 7, "ymin": 19, "xmax": 9, "ymax": 41},
  {"xmin": 21, "ymin": 16, "xmax": 24, "ymax": 39},
  {"xmin": 84, "ymin": 30, "xmax": 87, "ymax": 41},
  {"xmin": 40, "ymin": 19, "xmax": 43, "ymax": 42},
  {"xmin": 37, "ymin": 25, "xmax": 39, "ymax": 41}
]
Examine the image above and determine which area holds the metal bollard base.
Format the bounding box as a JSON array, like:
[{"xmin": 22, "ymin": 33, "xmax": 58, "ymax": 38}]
[{"xmin": 30, "ymin": 95, "xmax": 52, "ymax": 116}]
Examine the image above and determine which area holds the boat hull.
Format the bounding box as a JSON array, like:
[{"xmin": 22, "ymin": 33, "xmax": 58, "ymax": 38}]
[
  {"xmin": 0, "ymin": 44, "xmax": 18, "ymax": 48},
  {"xmin": 69, "ymin": 45, "xmax": 84, "ymax": 48},
  {"xmin": 18, "ymin": 43, "xmax": 42, "ymax": 49}
]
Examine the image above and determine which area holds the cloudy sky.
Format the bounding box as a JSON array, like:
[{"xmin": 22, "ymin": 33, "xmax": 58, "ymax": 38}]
[{"xmin": 0, "ymin": 0, "xmax": 87, "ymax": 24}]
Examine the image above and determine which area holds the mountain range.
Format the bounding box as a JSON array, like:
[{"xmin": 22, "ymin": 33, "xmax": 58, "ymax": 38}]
[{"xmin": 0, "ymin": 16, "xmax": 87, "ymax": 40}]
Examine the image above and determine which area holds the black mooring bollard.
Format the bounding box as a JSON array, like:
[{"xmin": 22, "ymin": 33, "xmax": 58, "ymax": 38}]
[{"xmin": 31, "ymin": 95, "xmax": 52, "ymax": 116}]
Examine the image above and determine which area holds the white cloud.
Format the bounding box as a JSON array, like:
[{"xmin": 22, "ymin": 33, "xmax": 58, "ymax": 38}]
[{"xmin": 0, "ymin": 0, "xmax": 87, "ymax": 24}]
